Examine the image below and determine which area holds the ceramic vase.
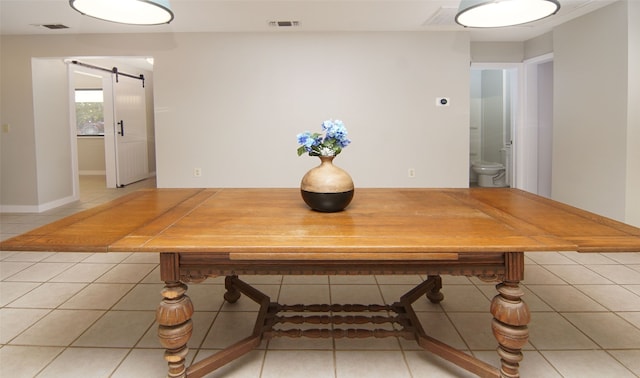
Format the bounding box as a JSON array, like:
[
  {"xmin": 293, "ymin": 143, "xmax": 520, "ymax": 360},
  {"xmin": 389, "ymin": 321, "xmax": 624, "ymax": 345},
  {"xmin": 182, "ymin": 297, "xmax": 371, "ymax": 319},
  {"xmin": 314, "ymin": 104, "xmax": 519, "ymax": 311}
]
[{"xmin": 300, "ymin": 155, "xmax": 354, "ymax": 212}]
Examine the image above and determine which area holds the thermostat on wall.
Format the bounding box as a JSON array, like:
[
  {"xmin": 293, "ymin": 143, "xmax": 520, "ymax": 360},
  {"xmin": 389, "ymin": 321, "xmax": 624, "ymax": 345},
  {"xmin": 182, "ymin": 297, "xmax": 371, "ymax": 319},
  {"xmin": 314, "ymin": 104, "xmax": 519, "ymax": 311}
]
[{"xmin": 436, "ymin": 97, "xmax": 450, "ymax": 107}]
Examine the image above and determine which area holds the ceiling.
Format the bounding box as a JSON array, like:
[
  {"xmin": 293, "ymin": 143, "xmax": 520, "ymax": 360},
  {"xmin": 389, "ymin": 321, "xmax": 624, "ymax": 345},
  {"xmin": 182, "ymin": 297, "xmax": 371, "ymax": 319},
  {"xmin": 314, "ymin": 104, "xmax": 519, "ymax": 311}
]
[{"xmin": 0, "ymin": 0, "xmax": 617, "ymax": 42}]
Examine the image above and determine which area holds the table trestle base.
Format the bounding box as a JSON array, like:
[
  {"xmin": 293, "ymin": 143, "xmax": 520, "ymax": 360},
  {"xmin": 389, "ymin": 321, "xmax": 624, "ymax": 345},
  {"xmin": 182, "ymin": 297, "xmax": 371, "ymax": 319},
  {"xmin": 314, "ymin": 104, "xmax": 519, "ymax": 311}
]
[{"xmin": 179, "ymin": 275, "xmax": 500, "ymax": 378}]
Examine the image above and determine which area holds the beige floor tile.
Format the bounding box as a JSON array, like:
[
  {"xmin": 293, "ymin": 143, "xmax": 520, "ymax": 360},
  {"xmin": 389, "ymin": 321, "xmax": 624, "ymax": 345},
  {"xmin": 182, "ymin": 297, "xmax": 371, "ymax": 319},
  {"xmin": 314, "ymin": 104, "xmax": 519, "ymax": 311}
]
[
  {"xmin": 521, "ymin": 265, "xmax": 565, "ymax": 285},
  {"xmin": 601, "ymin": 252, "xmax": 640, "ymax": 264},
  {"xmin": 399, "ymin": 311, "xmax": 467, "ymax": 351},
  {"xmin": 186, "ymin": 283, "xmax": 234, "ymax": 311},
  {"xmin": 279, "ymin": 284, "xmax": 330, "ymax": 304},
  {"xmin": 446, "ymin": 312, "xmax": 498, "ymax": 350},
  {"xmin": 330, "ymin": 275, "xmax": 376, "ymax": 284},
  {"xmin": 331, "ymin": 284, "xmax": 383, "ymax": 304},
  {"xmin": 404, "ymin": 350, "xmax": 477, "ymax": 377},
  {"xmin": 0, "ymin": 261, "xmax": 34, "ymax": 280},
  {"xmin": 193, "ymin": 349, "xmax": 265, "ymax": 378},
  {"xmin": 37, "ymin": 347, "xmax": 129, "ymax": 378},
  {"xmin": 61, "ymin": 283, "xmax": 134, "ymax": 310},
  {"xmin": 201, "ymin": 311, "xmax": 263, "ymax": 349},
  {"xmin": 576, "ymin": 284, "xmax": 640, "ymax": 311},
  {"xmin": 543, "ymin": 265, "xmax": 613, "ymax": 285},
  {"xmin": 618, "ymin": 311, "xmax": 640, "ymax": 328},
  {"xmin": 42, "ymin": 252, "xmax": 93, "ymax": 263},
  {"xmin": 263, "ymin": 350, "xmax": 335, "ymax": 378},
  {"xmin": 282, "ymin": 275, "xmax": 329, "ymax": 284},
  {"xmin": 82, "ymin": 252, "xmax": 132, "ymax": 263},
  {"xmin": 140, "ymin": 265, "xmax": 162, "ymax": 283},
  {"xmin": 526, "ymin": 252, "xmax": 576, "ymax": 265},
  {"xmin": 542, "ymin": 350, "xmax": 636, "ymax": 378},
  {"xmin": 95, "ymin": 263, "xmax": 157, "ymax": 283},
  {"xmin": 3, "ymin": 251, "xmax": 55, "ymax": 262},
  {"xmin": 560, "ymin": 251, "xmax": 617, "ymax": 264},
  {"xmin": 0, "ymin": 345, "xmax": 63, "ymax": 378},
  {"xmin": 527, "ymin": 312, "xmax": 597, "ymax": 350},
  {"xmin": 7, "ymin": 282, "xmax": 86, "ymax": 308},
  {"xmin": 586, "ymin": 265, "xmax": 640, "ymax": 284},
  {"xmin": 437, "ymin": 285, "xmax": 491, "ymax": 312},
  {"xmin": 122, "ymin": 252, "xmax": 160, "ymax": 264},
  {"xmin": 73, "ymin": 310, "xmax": 155, "ymax": 347},
  {"xmin": 526, "ymin": 285, "xmax": 607, "ymax": 312},
  {"xmin": 609, "ymin": 350, "xmax": 640, "ymax": 375},
  {"xmin": 111, "ymin": 348, "xmax": 168, "ymax": 378},
  {"xmin": 4, "ymin": 262, "xmax": 74, "ymax": 282},
  {"xmin": 0, "ymin": 308, "xmax": 50, "ymax": 343},
  {"xmin": 49, "ymin": 263, "xmax": 115, "ymax": 283},
  {"xmin": 10, "ymin": 309, "xmax": 104, "ymax": 346},
  {"xmin": 625, "ymin": 284, "xmax": 640, "ymax": 296},
  {"xmin": 336, "ymin": 350, "xmax": 410, "ymax": 378},
  {"xmin": 0, "ymin": 281, "xmax": 40, "ymax": 306},
  {"xmin": 563, "ymin": 312, "xmax": 640, "ymax": 349},
  {"xmin": 111, "ymin": 283, "xmax": 164, "ymax": 310}
]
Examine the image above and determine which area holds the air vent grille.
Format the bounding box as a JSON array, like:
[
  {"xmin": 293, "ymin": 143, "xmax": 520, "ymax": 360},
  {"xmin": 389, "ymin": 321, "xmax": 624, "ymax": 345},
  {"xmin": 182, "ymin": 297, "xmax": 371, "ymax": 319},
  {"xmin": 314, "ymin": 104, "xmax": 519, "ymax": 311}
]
[
  {"xmin": 42, "ymin": 24, "xmax": 70, "ymax": 29},
  {"xmin": 268, "ymin": 20, "xmax": 300, "ymax": 28}
]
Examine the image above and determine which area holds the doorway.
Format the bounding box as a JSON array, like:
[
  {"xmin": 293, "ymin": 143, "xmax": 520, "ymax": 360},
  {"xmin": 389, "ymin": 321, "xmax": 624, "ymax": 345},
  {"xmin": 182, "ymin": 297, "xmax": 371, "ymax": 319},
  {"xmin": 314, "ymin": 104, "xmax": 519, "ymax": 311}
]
[
  {"xmin": 67, "ymin": 57, "xmax": 156, "ymax": 191},
  {"xmin": 469, "ymin": 63, "xmax": 519, "ymax": 188}
]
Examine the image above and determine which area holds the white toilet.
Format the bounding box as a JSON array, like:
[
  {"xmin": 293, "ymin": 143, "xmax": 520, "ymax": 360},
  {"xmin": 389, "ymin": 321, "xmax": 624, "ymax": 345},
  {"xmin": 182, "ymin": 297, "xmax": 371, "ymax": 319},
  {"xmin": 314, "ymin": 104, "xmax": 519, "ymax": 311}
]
[{"xmin": 471, "ymin": 161, "xmax": 507, "ymax": 187}]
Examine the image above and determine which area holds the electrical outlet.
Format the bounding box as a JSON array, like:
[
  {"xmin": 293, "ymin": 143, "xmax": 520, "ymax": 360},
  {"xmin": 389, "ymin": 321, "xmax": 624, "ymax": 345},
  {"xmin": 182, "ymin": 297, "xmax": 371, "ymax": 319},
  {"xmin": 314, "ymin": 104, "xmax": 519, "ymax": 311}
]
[
  {"xmin": 193, "ymin": 168, "xmax": 202, "ymax": 177},
  {"xmin": 408, "ymin": 168, "xmax": 415, "ymax": 178}
]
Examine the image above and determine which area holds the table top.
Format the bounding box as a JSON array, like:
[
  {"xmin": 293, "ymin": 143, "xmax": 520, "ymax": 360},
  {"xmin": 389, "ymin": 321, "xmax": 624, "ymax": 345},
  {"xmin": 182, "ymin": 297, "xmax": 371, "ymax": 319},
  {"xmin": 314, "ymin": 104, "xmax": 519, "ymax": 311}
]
[{"xmin": 2, "ymin": 188, "xmax": 640, "ymax": 259}]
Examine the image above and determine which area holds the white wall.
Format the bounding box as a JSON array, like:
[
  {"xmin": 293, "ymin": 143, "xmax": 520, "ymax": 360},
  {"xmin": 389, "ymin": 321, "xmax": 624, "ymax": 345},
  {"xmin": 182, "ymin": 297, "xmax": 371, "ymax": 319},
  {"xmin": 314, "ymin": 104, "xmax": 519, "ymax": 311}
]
[
  {"xmin": 0, "ymin": 32, "xmax": 470, "ymax": 210},
  {"xmin": 553, "ymin": 1, "xmax": 633, "ymax": 223},
  {"xmin": 152, "ymin": 32, "xmax": 471, "ymax": 188}
]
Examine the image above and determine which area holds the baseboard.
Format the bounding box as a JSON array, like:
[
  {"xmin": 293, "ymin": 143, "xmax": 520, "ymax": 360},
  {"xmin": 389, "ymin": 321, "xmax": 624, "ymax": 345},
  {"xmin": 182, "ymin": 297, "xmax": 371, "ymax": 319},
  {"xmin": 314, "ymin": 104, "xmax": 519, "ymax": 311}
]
[{"xmin": 0, "ymin": 194, "xmax": 78, "ymax": 214}]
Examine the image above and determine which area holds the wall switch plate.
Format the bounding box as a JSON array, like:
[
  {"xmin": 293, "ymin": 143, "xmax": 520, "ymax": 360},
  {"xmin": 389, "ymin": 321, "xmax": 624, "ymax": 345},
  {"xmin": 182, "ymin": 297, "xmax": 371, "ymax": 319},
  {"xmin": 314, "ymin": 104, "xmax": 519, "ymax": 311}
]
[{"xmin": 436, "ymin": 97, "xmax": 450, "ymax": 106}]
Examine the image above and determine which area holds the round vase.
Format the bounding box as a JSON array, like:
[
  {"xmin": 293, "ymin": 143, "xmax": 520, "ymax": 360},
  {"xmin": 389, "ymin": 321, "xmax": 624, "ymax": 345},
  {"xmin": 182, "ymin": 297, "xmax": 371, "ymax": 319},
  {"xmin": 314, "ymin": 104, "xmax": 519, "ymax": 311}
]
[{"xmin": 300, "ymin": 155, "xmax": 354, "ymax": 212}]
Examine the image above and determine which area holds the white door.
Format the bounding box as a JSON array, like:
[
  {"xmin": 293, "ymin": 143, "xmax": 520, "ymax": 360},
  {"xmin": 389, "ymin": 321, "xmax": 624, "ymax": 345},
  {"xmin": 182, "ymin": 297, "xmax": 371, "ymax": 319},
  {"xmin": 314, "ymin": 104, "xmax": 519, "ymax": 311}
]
[{"xmin": 110, "ymin": 74, "xmax": 149, "ymax": 187}]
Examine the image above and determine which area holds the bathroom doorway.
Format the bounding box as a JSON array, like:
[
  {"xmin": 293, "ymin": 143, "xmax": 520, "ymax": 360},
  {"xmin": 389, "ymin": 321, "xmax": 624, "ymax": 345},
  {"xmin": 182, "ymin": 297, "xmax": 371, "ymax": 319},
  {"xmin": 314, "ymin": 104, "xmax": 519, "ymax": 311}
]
[{"xmin": 469, "ymin": 64, "xmax": 519, "ymax": 187}]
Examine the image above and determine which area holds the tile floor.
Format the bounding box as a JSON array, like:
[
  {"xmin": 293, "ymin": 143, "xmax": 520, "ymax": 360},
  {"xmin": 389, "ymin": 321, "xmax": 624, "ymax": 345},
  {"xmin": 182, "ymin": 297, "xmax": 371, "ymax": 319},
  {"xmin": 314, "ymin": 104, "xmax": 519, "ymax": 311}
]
[{"xmin": 2, "ymin": 176, "xmax": 640, "ymax": 377}]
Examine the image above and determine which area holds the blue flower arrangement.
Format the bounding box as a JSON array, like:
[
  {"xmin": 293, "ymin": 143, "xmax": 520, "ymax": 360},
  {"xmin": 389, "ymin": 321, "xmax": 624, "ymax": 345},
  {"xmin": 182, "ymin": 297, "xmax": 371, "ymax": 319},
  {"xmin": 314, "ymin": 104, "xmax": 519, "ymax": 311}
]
[{"xmin": 297, "ymin": 119, "xmax": 351, "ymax": 157}]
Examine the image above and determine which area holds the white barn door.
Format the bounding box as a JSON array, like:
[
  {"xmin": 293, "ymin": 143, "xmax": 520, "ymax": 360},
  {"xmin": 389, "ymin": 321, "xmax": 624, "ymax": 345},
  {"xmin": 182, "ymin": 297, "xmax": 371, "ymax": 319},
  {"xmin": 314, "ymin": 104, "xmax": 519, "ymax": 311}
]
[{"xmin": 110, "ymin": 74, "xmax": 149, "ymax": 187}]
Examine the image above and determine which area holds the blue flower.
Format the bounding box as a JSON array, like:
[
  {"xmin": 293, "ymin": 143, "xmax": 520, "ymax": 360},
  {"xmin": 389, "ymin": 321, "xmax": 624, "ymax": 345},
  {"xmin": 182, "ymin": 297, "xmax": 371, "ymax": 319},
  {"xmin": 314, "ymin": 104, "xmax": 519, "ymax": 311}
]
[{"xmin": 297, "ymin": 120, "xmax": 351, "ymax": 157}]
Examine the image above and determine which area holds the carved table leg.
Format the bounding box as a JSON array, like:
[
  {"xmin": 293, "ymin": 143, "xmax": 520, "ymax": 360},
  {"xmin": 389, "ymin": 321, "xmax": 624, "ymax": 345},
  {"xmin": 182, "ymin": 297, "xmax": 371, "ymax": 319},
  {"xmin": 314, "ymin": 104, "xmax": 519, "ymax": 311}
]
[
  {"xmin": 491, "ymin": 253, "xmax": 530, "ymax": 378},
  {"xmin": 425, "ymin": 274, "xmax": 444, "ymax": 303},
  {"xmin": 157, "ymin": 281, "xmax": 194, "ymax": 378}
]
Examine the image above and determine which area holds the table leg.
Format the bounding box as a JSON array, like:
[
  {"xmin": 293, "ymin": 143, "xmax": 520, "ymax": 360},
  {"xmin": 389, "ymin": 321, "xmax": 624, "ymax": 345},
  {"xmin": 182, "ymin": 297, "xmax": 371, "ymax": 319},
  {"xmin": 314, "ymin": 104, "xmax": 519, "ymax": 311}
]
[
  {"xmin": 157, "ymin": 281, "xmax": 194, "ymax": 378},
  {"xmin": 490, "ymin": 253, "xmax": 530, "ymax": 378},
  {"xmin": 425, "ymin": 274, "xmax": 444, "ymax": 303}
]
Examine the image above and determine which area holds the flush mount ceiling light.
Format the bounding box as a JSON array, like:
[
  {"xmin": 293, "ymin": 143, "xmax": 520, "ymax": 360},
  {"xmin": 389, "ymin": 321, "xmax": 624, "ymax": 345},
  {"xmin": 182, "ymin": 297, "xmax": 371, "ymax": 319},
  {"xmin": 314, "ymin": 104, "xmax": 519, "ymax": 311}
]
[
  {"xmin": 69, "ymin": 0, "xmax": 174, "ymax": 25},
  {"xmin": 455, "ymin": 0, "xmax": 560, "ymax": 28}
]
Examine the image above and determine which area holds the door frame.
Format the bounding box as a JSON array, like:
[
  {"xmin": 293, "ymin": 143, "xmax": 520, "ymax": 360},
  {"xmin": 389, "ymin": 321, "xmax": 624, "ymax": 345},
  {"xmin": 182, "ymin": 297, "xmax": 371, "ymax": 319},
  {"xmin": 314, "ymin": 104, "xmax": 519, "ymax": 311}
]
[{"xmin": 522, "ymin": 53, "xmax": 554, "ymax": 196}]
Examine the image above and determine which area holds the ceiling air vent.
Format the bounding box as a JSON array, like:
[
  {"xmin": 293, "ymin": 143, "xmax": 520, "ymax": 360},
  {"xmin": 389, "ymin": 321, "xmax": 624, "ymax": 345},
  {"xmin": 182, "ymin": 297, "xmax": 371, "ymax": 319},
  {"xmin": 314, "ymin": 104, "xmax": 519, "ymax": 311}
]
[
  {"xmin": 423, "ymin": 7, "xmax": 458, "ymax": 26},
  {"xmin": 268, "ymin": 20, "xmax": 300, "ymax": 28},
  {"xmin": 32, "ymin": 24, "xmax": 70, "ymax": 30}
]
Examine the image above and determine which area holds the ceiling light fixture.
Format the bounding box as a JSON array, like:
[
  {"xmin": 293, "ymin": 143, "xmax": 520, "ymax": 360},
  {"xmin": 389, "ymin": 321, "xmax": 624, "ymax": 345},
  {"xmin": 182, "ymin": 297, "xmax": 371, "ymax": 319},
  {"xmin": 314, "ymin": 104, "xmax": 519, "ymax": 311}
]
[
  {"xmin": 69, "ymin": 0, "xmax": 174, "ymax": 25},
  {"xmin": 455, "ymin": 0, "xmax": 560, "ymax": 28}
]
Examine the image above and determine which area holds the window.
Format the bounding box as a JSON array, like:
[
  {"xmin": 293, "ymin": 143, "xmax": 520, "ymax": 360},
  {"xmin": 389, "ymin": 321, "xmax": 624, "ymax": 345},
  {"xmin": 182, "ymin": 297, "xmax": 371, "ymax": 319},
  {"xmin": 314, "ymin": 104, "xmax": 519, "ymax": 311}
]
[{"xmin": 75, "ymin": 89, "xmax": 104, "ymax": 136}]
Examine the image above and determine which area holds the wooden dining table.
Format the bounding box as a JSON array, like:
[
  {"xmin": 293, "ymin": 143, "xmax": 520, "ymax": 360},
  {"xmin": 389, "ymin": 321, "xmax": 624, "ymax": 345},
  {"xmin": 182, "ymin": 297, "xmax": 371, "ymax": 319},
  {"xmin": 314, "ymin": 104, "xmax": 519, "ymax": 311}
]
[{"xmin": 2, "ymin": 187, "xmax": 640, "ymax": 378}]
